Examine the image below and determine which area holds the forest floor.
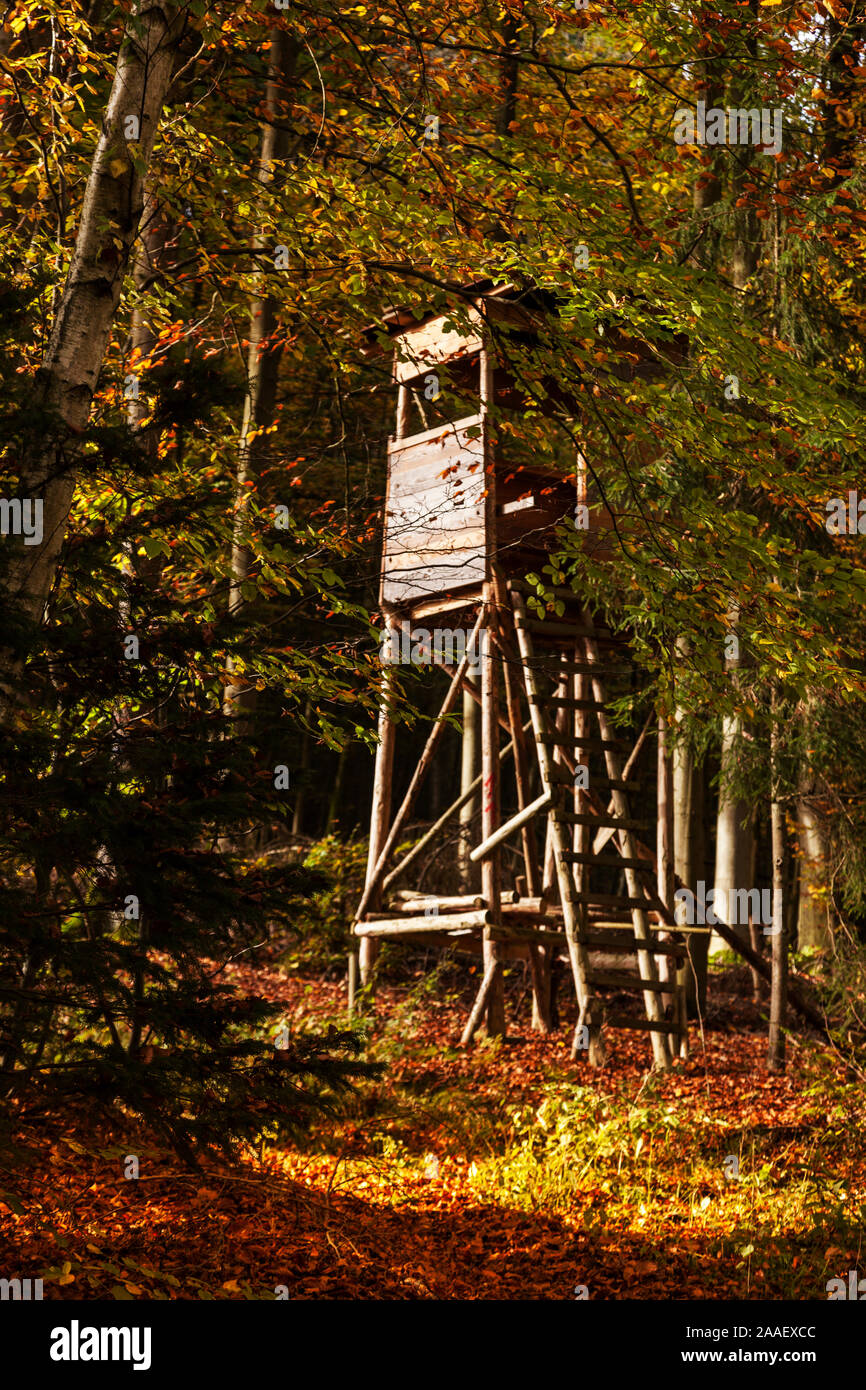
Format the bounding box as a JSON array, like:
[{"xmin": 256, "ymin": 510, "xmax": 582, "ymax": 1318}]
[{"xmin": 2, "ymin": 953, "xmax": 864, "ymax": 1301}]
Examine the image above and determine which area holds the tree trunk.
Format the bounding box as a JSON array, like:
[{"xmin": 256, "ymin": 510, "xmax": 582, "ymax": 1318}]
[
  {"xmin": 689, "ymin": 52, "xmax": 724, "ymax": 265},
  {"xmin": 223, "ymin": 28, "xmax": 298, "ymax": 724},
  {"xmin": 672, "ymin": 642, "xmax": 708, "ymax": 1013},
  {"xmin": 768, "ymin": 721, "xmax": 788, "ymax": 1072},
  {"xmin": 291, "ymin": 700, "xmax": 313, "ymax": 837},
  {"xmin": 796, "ymin": 776, "xmax": 831, "ymax": 951},
  {"xmin": 656, "ymin": 716, "xmax": 677, "ymax": 1012},
  {"xmin": 1, "ymin": 0, "xmax": 189, "ymax": 717},
  {"xmin": 325, "ymin": 744, "xmax": 348, "ymax": 833},
  {"xmin": 710, "ymin": 608, "xmax": 753, "ymax": 956},
  {"xmin": 711, "ymin": 719, "xmax": 753, "ymax": 950}
]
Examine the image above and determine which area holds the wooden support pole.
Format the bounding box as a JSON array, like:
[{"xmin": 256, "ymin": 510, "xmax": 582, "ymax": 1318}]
[
  {"xmin": 490, "ymin": 603, "xmax": 549, "ymax": 1026},
  {"xmin": 542, "ymin": 658, "xmax": 571, "ymax": 897},
  {"xmin": 359, "ymin": 618, "xmax": 397, "ymax": 985},
  {"xmin": 480, "ymin": 598, "xmax": 505, "ymax": 1035},
  {"xmin": 347, "ymin": 951, "xmax": 358, "ymax": 1014},
  {"xmin": 469, "ymin": 790, "xmax": 553, "ymax": 863},
  {"xmin": 573, "ymin": 651, "xmax": 600, "ymax": 1059},
  {"xmin": 458, "ymin": 676, "xmax": 479, "ymax": 889},
  {"xmin": 357, "ymin": 909, "xmax": 492, "ymax": 936},
  {"xmin": 478, "ymin": 330, "xmax": 505, "ymax": 1037},
  {"xmin": 460, "ymin": 960, "xmax": 498, "ymax": 1047},
  {"xmin": 389, "ymin": 894, "xmax": 485, "ymax": 914}
]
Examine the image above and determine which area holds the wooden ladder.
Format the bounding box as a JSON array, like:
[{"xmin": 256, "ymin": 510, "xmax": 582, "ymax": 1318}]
[{"xmin": 506, "ymin": 581, "xmax": 683, "ymax": 1071}]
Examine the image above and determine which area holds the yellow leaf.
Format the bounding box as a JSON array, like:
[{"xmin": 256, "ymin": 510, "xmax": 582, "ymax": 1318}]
[{"xmin": 222, "ymin": 1278, "xmax": 241, "ymax": 1292}]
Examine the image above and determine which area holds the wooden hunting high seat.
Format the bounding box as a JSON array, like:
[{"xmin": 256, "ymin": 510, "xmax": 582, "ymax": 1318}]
[{"xmin": 352, "ymin": 282, "xmax": 693, "ymax": 1071}]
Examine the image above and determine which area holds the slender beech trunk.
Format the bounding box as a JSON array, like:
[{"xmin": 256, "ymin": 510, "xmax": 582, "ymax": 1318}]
[
  {"xmin": 123, "ymin": 178, "xmax": 169, "ymax": 1056},
  {"xmin": 126, "ymin": 182, "xmax": 168, "ymax": 445},
  {"xmin": 796, "ymin": 772, "xmax": 831, "ymax": 951},
  {"xmin": 223, "ymin": 29, "xmax": 298, "ymax": 724},
  {"xmin": 768, "ymin": 715, "xmax": 788, "ymax": 1072},
  {"xmin": 672, "ymin": 639, "xmax": 708, "ymax": 1013},
  {"xmin": 1, "ymin": 0, "xmax": 190, "ymax": 717},
  {"xmin": 711, "ymin": 110, "xmax": 760, "ymax": 947},
  {"xmin": 711, "ymin": 26, "xmax": 765, "ymax": 934},
  {"xmin": 325, "ymin": 745, "xmax": 348, "ymax": 833},
  {"xmin": 291, "ymin": 700, "xmax": 313, "ymax": 836},
  {"xmin": 657, "ymin": 716, "xmax": 676, "ymax": 1004},
  {"xmin": 712, "ymin": 702, "xmax": 753, "ymax": 953},
  {"xmin": 728, "ymin": 34, "xmax": 760, "ymax": 294}
]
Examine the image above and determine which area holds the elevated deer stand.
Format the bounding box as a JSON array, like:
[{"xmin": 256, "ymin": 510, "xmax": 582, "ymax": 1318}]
[{"xmin": 352, "ymin": 284, "xmax": 695, "ymax": 1071}]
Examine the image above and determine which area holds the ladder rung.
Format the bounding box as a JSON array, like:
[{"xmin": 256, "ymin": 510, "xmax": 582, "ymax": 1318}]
[
  {"xmin": 517, "ymin": 619, "xmax": 618, "ymax": 642},
  {"xmin": 581, "ymin": 933, "xmax": 686, "ymax": 957},
  {"xmin": 529, "ymin": 695, "xmax": 603, "ymax": 710},
  {"xmin": 588, "ymin": 971, "xmax": 669, "ymax": 992},
  {"xmin": 536, "ymin": 735, "xmax": 626, "ymax": 750},
  {"xmin": 571, "ymin": 893, "xmax": 658, "ymax": 910},
  {"xmin": 548, "ymin": 771, "xmax": 641, "ymax": 792},
  {"xmin": 487, "ymin": 925, "xmax": 565, "ymax": 944},
  {"xmin": 525, "ymin": 662, "xmax": 625, "ymax": 678},
  {"xmin": 558, "ymin": 852, "xmax": 653, "ymax": 871},
  {"xmin": 554, "ymin": 811, "xmax": 644, "ymax": 829},
  {"xmin": 606, "ymin": 1015, "xmax": 681, "ymax": 1033}
]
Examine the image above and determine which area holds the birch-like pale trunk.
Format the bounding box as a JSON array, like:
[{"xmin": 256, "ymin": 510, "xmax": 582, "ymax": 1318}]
[
  {"xmin": 796, "ymin": 773, "xmax": 831, "ymax": 951},
  {"xmin": 710, "ymin": 702, "xmax": 754, "ymax": 953},
  {"xmin": 1, "ymin": 0, "xmax": 190, "ymax": 717},
  {"xmin": 709, "ymin": 115, "xmax": 760, "ymax": 953}
]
